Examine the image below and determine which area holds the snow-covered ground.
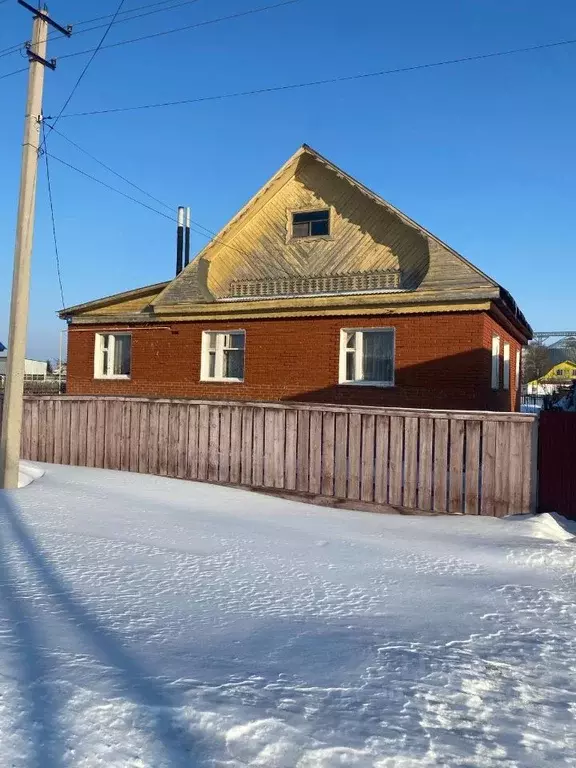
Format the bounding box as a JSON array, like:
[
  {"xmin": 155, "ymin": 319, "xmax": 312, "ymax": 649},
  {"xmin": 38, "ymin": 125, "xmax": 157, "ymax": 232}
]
[{"xmin": 1, "ymin": 464, "xmax": 575, "ymax": 768}]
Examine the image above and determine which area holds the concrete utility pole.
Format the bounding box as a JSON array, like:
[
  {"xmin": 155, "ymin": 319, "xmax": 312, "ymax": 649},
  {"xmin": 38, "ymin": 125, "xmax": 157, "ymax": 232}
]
[{"xmin": 0, "ymin": 2, "xmax": 71, "ymax": 489}]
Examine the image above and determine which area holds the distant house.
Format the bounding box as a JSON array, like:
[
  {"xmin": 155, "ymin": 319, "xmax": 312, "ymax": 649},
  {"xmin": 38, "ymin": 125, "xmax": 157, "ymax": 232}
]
[
  {"xmin": 59, "ymin": 145, "xmax": 532, "ymax": 411},
  {"xmin": 527, "ymin": 360, "xmax": 576, "ymax": 395},
  {"xmin": 0, "ymin": 356, "xmax": 47, "ymax": 382}
]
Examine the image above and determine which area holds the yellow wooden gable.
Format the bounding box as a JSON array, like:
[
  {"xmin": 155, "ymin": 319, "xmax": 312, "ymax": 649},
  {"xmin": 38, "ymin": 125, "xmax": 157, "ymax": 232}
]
[{"xmin": 530, "ymin": 360, "xmax": 576, "ymax": 385}]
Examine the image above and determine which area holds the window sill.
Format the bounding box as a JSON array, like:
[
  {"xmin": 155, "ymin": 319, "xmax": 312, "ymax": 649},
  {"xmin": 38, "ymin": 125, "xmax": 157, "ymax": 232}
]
[
  {"xmin": 94, "ymin": 375, "xmax": 131, "ymax": 380},
  {"xmin": 200, "ymin": 378, "xmax": 244, "ymax": 384},
  {"xmin": 339, "ymin": 381, "xmax": 395, "ymax": 388}
]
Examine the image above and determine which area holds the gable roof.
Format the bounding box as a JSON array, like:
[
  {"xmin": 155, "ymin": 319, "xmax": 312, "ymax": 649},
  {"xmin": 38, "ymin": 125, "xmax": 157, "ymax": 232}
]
[
  {"xmin": 59, "ymin": 144, "xmax": 531, "ymax": 339},
  {"xmin": 153, "ymin": 143, "xmax": 498, "ymax": 307}
]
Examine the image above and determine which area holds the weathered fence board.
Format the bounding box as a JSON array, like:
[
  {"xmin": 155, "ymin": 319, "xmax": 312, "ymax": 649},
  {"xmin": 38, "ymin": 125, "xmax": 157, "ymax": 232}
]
[{"xmin": 7, "ymin": 395, "xmax": 537, "ymax": 517}]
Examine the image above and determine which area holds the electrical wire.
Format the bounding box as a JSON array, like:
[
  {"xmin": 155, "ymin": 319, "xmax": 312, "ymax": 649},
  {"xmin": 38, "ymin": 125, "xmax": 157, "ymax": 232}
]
[
  {"xmin": 0, "ymin": 65, "xmax": 27, "ymax": 80},
  {"xmin": 47, "ymin": 0, "xmax": 128, "ymax": 134},
  {"xmin": 44, "ymin": 147, "xmax": 258, "ymax": 260},
  {"xmin": 57, "ymin": 0, "xmax": 301, "ymax": 61},
  {"xmin": 0, "ymin": 0, "xmax": 205, "ymax": 58},
  {"xmin": 48, "ymin": 34, "xmax": 576, "ymax": 119},
  {"xmin": 41, "ymin": 121, "xmax": 66, "ymax": 308}
]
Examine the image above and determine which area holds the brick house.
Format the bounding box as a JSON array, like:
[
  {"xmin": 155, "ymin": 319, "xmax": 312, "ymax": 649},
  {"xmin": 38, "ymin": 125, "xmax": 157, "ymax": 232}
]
[{"xmin": 60, "ymin": 145, "xmax": 532, "ymax": 411}]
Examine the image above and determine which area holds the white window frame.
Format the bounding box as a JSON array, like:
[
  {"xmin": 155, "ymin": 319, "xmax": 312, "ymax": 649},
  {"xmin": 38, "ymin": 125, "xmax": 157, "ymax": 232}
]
[
  {"xmin": 94, "ymin": 333, "xmax": 132, "ymax": 379},
  {"xmin": 338, "ymin": 327, "xmax": 395, "ymax": 387},
  {"xmin": 503, "ymin": 342, "xmax": 510, "ymax": 390},
  {"xmin": 491, "ymin": 335, "xmax": 501, "ymax": 390},
  {"xmin": 516, "ymin": 349, "xmax": 521, "ymax": 393},
  {"xmin": 200, "ymin": 330, "xmax": 245, "ymax": 383}
]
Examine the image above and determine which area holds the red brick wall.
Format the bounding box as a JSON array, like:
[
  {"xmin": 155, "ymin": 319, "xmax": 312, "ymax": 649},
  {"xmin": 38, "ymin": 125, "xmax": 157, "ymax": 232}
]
[{"xmin": 66, "ymin": 310, "xmax": 523, "ymax": 411}]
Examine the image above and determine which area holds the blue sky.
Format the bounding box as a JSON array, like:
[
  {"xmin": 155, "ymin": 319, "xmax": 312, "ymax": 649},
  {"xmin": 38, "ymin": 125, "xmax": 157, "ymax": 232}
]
[{"xmin": 1, "ymin": 0, "xmax": 575, "ymax": 359}]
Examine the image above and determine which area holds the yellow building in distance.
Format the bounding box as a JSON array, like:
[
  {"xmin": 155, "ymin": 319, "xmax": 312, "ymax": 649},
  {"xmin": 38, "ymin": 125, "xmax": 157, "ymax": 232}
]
[{"xmin": 527, "ymin": 359, "xmax": 576, "ymax": 394}]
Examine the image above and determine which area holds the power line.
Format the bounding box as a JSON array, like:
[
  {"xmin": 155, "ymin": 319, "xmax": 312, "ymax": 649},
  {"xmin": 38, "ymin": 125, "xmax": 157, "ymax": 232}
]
[
  {"xmin": 0, "ymin": 0, "xmax": 207, "ymax": 60},
  {"xmin": 47, "ymin": 0, "xmax": 128, "ymax": 134},
  {"xmin": 57, "ymin": 0, "xmax": 301, "ymax": 61},
  {"xmin": 41, "ymin": 122, "xmax": 66, "ymax": 308},
  {"xmin": 48, "ymin": 124, "xmax": 174, "ymax": 214},
  {"xmin": 44, "ymin": 146, "xmax": 257, "ymax": 260},
  {"xmin": 48, "ymin": 34, "xmax": 576, "ymax": 119},
  {"xmin": 0, "ymin": 65, "xmax": 27, "ymax": 81},
  {"xmin": 75, "ymin": 0, "xmax": 203, "ymax": 29}
]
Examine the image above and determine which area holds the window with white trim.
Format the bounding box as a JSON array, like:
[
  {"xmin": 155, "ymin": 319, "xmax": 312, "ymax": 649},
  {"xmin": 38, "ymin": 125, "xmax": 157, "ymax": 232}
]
[
  {"xmin": 516, "ymin": 349, "xmax": 521, "ymax": 391},
  {"xmin": 503, "ymin": 342, "xmax": 510, "ymax": 390},
  {"xmin": 491, "ymin": 335, "xmax": 501, "ymax": 390},
  {"xmin": 339, "ymin": 328, "xmax": 394, "ymax": 386},
  {"xmin": 94, "ymin": 333, "xmax": 131, "ymax": 379},
  {"xmin": 201, "ymin": 331, "xmax": 245, "ymax": 382}
]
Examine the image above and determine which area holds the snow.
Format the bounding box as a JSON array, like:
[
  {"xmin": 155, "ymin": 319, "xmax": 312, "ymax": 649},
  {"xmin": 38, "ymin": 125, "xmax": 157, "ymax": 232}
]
[
  {"xmin": 1, "ymin": 463, "xmax": 576, "ymax": 767},
  {"xmin": 17, "ymin": 462, "xmax": 45, "ymax": 489}
]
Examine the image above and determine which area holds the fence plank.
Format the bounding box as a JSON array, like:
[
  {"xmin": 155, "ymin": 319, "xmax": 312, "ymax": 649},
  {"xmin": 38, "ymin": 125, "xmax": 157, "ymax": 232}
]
[
  {"xmin": 29, "ymin": 399, "xmax": 39, "ymax": 462},
  {"xmin": 309, "ymin": 410, "xmax": 322, "ymax": 495},
  {"xmin": 240, "ymin": 407, "xmax": 254, "ymax": 486},
  {"xmin": 464, "ymin": 420, "xmax": 481, "ymax": 515},
  {"xmin": 448, "ymin": 419, "xmax": 465, "ymax": 514},
  {"xmin": 334, "ymin": 411, "xmax": 349, "ymax": 498},
  {"xmin": 158, "ymin": 403, "xmax": 170, "ymax": 476},
  {"xmin": 507, "ymin": 420, "xmax": 524, "ymax": 516},
  {"xmin": 273, "ymin": 408, "xmax": 285, "ymax": 489},
  {"xmin": 480, "ymin": 420, "xmax": 497, "ymax": 516},
  {"xmin": 219, "ymin": 406, "xmax": 231, "ymax": 483},
  {"xmin": 284, "ymin": 408, "xmax": 297, "ymax": 491},
  {"xmin": 70, "ymin": 401, "xmax": 81, "ymax": 466},
  {"xmin": 94, "ymin": 399, "xmax": 106, "ymax": 469},
  {"xmin": 129, "ymin": 401, "xmax": 141, "ymax": 473},
  {"xmin": 21, "ymin": 400, "xmax": 32, "ymax": 461},
  {"xmin": 296, "ymin": 409, "xmax": 310, "ymax": 493},
  {"xmin": 197, "ymin": 404, "xmax": 209, "ymax": 480},
  {"xmin": 263, "ymin": 408, "xmax": 275, "ymax": 488},
  {"xmin": 37, "ymin": 400, "xmax": 47, "ymax": 463},
  {"xmin": 403, "ymin": 416, "xmax": 418, "ymax": 509},
  {"xmin": 389, "ymin": 416, "xmax": 404, "ymax": 506},
  {"xmin": 137, "ymin": 401, "xmax": 149, "ymax": 474},
  {"xmin": 61, "ymin": 400, "xmax": 72, "ymax": 467},
  {"xmin": 168, "ymin": 403, "xmax": 180, "ymax": 478},
  {"xmin": 418, "ymin": 417, "xmax": 433, "ymax": 511},
  {"xmin": 86, "ymin": 399, "xmax": 97, "ymax": 468},
  {"xmin": 186, "ymin": 405, "xmax": 199, "ymax": 480},
  {"xmin": 374, "ymin": 414, "xmax": 390, "ymax": 505},
  {"xmin": 252, "ymin": 407, "xmax": 265, "ymax": 487},
  {"xmin": 147, "ymin": 402, "xmax": 159, "ymax": 476},
  {"xmin": 321, "ymin": 411, "xmax": 335, "ymax": 497},
  {"xmin": 360, "ymin": 414, "xmax": 375, "ymax": 503},
  {"xmin": 208, "ymin": 406, "xmax": 221, "ymax": 482},
  {"xmin": 494, "ymin": 421, "xmax": 511, "ymax": 518},
  {"xmin": 229, "ymin": 406, "xmax": 242, "ymax": 484},
  {"xmin": 120, "ymin": 401, "xmax": 132, "ymax": 472},
  {"xmin": 44, "ymin": 399, "xmax": 55, "ymax": 464},
  {"xmin": 433, "ymin": 418, "xmax": 449, "ymax": 513},
  {"xmin": 347, "ymin": 413, "xmax": 362, "ymax": 501}
]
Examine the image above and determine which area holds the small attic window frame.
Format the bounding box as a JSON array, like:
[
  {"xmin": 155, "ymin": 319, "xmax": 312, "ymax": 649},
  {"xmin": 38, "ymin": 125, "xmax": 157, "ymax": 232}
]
[{"xmin": 287, "ymin": 207, "xmax": 333, "ymax": 243}]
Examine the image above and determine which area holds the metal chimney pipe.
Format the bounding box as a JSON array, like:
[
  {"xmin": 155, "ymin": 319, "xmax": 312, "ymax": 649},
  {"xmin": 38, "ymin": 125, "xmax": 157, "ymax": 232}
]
[
  {"xmin": 184, "ymin": 207, "xmax": 191, "ymax": 267},
  {"xmin": 176, "ymin": 206, "xmax": 184, "ymax": 275}
]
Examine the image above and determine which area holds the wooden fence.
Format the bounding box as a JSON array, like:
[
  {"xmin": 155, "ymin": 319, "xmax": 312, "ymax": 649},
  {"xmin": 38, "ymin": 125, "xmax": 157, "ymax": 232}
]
[{"xmin": 8, "ymin": 396, "xmax": 538, "ymax": 517}]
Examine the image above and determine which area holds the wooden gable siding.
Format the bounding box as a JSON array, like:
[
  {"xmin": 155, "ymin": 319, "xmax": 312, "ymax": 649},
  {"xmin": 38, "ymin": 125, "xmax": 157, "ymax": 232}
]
[
  {"xmin": 420, "ymin": 239, "xmax": 495, "ymax": 293},
  {"xmin": 205, "ymin": 156, "xmax": 430, "ymax": 299}
]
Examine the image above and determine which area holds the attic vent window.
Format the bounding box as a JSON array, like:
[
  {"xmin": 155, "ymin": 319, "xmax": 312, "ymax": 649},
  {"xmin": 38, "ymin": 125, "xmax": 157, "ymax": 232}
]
[{"xmin": 292, "ymin": 209, "xmax": 330, "ymax": 238}]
